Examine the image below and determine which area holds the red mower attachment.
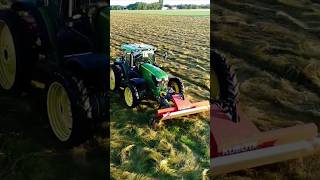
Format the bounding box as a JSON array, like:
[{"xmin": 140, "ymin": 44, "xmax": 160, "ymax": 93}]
[
  {"xmin": 152, "ymin": 95, "xmax": 209, "ymax": 128},
  {"xmin": 211, "ymin": 104, "xmax": 320, "ymax": 175}
]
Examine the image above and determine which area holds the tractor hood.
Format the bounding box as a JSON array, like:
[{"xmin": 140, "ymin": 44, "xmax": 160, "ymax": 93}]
[{"xmin": 140, "ymin": 63, "xmax": 168, "ymax": 80}]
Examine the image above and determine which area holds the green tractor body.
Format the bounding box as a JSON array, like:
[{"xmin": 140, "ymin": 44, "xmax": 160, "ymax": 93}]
[
  {"xmin": 0, "ymin": 0, "xmax": 109, "ymax": 145},
  {"xmin": 140, "ymin": 63, "xmax": 169, "ymax": 97}
]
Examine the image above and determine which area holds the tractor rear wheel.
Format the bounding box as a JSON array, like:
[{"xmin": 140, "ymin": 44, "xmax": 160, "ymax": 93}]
[
  {"xmin": 168, "ymin": 77, "xmax": 184, "ymax": 94},
  {"xmin": 0, "ymin": 10, "xmax": 36, "ymax": 92},
  {"xmin": 123, "ymin": 83, "xmax": 140, "ymax": 108},
  {"xmin": 46, "ymin": 71, "xmax": 92, "ymax": 146},
  {"xmin": 212, "ymin": 50, "xmax": 239, "ymax": 122},
  {"xmin": 110, "ymin": 65, "xmax": 121, "ymax": 91}
]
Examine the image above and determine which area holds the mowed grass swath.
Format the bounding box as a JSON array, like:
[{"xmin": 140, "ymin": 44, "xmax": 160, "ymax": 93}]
[
  {"xmin": 110, "ymin": 10, "xmax": 210, "ymax": 179},
  {"xmin": 213, "ymin": 0, "xmax": 320, "ymax": 179}
]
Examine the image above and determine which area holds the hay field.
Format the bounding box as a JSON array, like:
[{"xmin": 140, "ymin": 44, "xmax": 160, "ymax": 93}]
[
  {"xmin": 110, "ymin": 10, "xmax": 210, "ymax": 179},
  {"xmin": 213, "ymin": 0, "xmax": 320, "ymax": 179}
]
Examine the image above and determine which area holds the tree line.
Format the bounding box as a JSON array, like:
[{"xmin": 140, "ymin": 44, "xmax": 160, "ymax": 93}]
[
  {"xmin": 111, "ymin": 2, "xmax": 209, "ymax": 10},
  {"xmin": 176, "ymin": 4, "xmax": 209, "ymax": 9}
]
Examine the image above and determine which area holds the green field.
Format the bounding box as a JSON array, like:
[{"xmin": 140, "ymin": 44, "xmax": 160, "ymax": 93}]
[{"xmin": 111, "ymin": 9, "xmax": 210, "ymax": 17}]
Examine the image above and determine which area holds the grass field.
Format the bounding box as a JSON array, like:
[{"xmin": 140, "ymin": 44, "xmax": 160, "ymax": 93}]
[
  {"xmin": 111, "ymin": 9, "xmax": 210, "ymax": 17},
  {"xmin": 110, "ymin": 10, "xmax": 210, "ymax": 179},
  {"xmin": 213, "ymin": 0, "xmax": 320, "ymax": 179}
]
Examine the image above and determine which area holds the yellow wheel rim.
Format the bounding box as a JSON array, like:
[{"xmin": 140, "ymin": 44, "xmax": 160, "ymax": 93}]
[
  {"xmin": 110, "ymin": 67, "xmax": 116, "ymax": 90},
  {"xmin": 0, "ymin": 21, "xmax": 16, "ymax": 90},
  {"xmin": 124, "ymin": 87, "xmax": 133, "ymax": 107},
  {"xmin": 47, "ymin": 82, "xmax": 73, "ymax": 142},
  {"xmin": 211, "ymin": 71, "xmax": 220, "ymax": 100},
  {"xmin": 170, "ymin": 82, "xmax": 180, "ymax": 93}
]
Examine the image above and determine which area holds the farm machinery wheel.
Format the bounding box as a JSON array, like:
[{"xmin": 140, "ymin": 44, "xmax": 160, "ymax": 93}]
[
  {"xmin": 0, "ymin": 10, "xmax": 36, "ymax": 92},
  {"xmin": 46, "ymin": 71, "xmax": 92, "ymax": 146},
  {"xmin": 123, "ymin": 83, "xmax": 140, "ymax": 108},
  {"xmin": 212, "ymin": 50, "xmax": 239, "ymax": 122},
  {"xmin": 168, "ymin": 77, "xmax": 184, "ymax": 94},
  {"xmin": 110, "ymin": 65, "xmax": 121, "ymax": 91}
]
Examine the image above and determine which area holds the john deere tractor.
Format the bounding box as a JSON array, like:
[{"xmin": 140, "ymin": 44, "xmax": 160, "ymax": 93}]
[
  {"xmin": 110, "ymin": 43, "xmax": 210, "ymax": 128},
  {"xmin": 0, "ymin": 0, "xmax": 108, "ymax": 145},
  {"xmin": 110, "ymin": 43, "xmax": 183, "ymax": 108}
]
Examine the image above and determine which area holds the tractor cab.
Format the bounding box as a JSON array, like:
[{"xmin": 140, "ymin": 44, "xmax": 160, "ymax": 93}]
[
  {"xmin": 14, "ymin": 0, "xmax": 109, "ymax": 58},
  {"xmin": 52, "ymin": 0, "xmax": 98, "ymax": 56},
  {"xmin": 120, "ymin": 43, "xmax": 157, "ymax": 68}
]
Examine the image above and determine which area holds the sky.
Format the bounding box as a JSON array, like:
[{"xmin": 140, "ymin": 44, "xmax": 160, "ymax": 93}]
[{"xmin": 110, "ymin": 0, "xmax": 210, "ymax": 6}]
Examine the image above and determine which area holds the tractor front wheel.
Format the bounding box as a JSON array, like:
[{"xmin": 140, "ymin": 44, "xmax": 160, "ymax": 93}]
[
  {"xmin": 123, "ymin": 83, "xmax": 139, "ymax": 108},
  {"xmin": 212, "ymin": 50, "xmax": 239, "ymax": 122},
  {"xmin": 168, "ymin": 77, "xmax": 184, "ymax": 94},
  {"xmin": 46, "ymin": 72, "xmax": 92, "ymax": 146}
]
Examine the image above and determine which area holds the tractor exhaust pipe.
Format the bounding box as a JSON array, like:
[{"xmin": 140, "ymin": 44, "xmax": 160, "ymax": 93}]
[{"xmin": 68, "ymin": 0, "xmax": 73, "ymax": 27}]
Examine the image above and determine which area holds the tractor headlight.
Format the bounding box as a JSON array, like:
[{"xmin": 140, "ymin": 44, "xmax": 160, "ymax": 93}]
[
  {"xmin": 152, "ymin": 76, "xmax": 168, "ymax": 87},
  {"xmin": 156, "ymin": 77, "xmax": 168, "ymax": 87}
]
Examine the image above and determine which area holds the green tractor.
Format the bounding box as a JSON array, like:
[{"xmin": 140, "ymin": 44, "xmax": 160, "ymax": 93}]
[
  {"xmin": 0, "ymin": 0, "xmax": 108, "ymax": 145},
  {"xmin": 110, "ymin": 43, "xmax": 209, "ymax": 127}
]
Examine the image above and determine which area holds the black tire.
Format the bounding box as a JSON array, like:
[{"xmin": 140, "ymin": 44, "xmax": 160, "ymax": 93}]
[
  {"xmin": 168, "ymin": 77, "xmax": 184, "ymax": 94},
  {"xmin": 0, "ymin": 10, "xmax": 38, "ymax": 92},
  {"xmin": 46, "ymin": 71, "xmax": 93, "ymax": 146},
  {"xmin": 212, "ymin": 50, "xmax": 240, "ymax": 122},
  {"xmin": 110, "ymin": 64, "xmax": 121, "ymax": 91},
  {"xmin": 123, "ymin": 83, "xmax": 140, "ymax": 108}
]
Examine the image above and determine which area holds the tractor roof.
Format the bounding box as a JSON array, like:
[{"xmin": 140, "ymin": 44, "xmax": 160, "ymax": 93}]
[{"xmin": 121, "ymin": 43, "xmax": 157, "ymax": 53}]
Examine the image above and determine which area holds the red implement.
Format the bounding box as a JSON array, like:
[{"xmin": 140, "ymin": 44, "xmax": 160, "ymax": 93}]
[
  {"xmin": 157, "ymin": 95, "xmax": 209, "ymax": 121},
  {"xmin": 211, "ymin": 104, "xmax": 320, "ymax": 175}
]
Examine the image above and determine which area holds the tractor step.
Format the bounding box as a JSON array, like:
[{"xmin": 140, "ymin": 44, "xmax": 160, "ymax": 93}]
[
  {"xmin": 211, "ymin": 104, "xmax": 320, "ymax": 175},
  {"xmin": 157, "ymin": 95, "xmax": 209, "ymax": 121}
]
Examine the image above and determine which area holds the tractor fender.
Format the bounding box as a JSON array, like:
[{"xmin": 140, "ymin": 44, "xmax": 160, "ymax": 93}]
[
  {"xmin": 168, "ymin": 74, "xmax": 177, "ymax": 79},
  {"xmin": 129, "ymin": 78, "xmax": 147, "ymax": 90},
  {"xmin": 113, "ymin": 60, "xmax": 128, "ymax": 78},
  {"xmin": 129, "ymin": 78, "xmax": 146, "ymax": 86},
  {"xmin": 64, "ymin": 53, "xmax": 108, "ymax": 90}
]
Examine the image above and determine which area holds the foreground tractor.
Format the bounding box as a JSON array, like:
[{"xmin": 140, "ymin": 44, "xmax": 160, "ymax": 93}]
[
  {"xmin": 110, "ymin": 43, "xmax": 209, "ymax": 128},
  {"xmin": 211, "ymin": 50, "xmax": 320, "ymax": 174},
  {"xmin": 0, "ymin": 0, "xmax": 108, "ymax": 145}
]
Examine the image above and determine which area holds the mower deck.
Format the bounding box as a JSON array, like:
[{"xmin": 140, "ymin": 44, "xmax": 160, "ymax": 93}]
[
  {"xmin": 211, "ymin": 104, "xmax": 320, "ymax": 175},
  {"xmin": 156, "ymin": 95, "xmax": 209, "ymax": 121}
]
